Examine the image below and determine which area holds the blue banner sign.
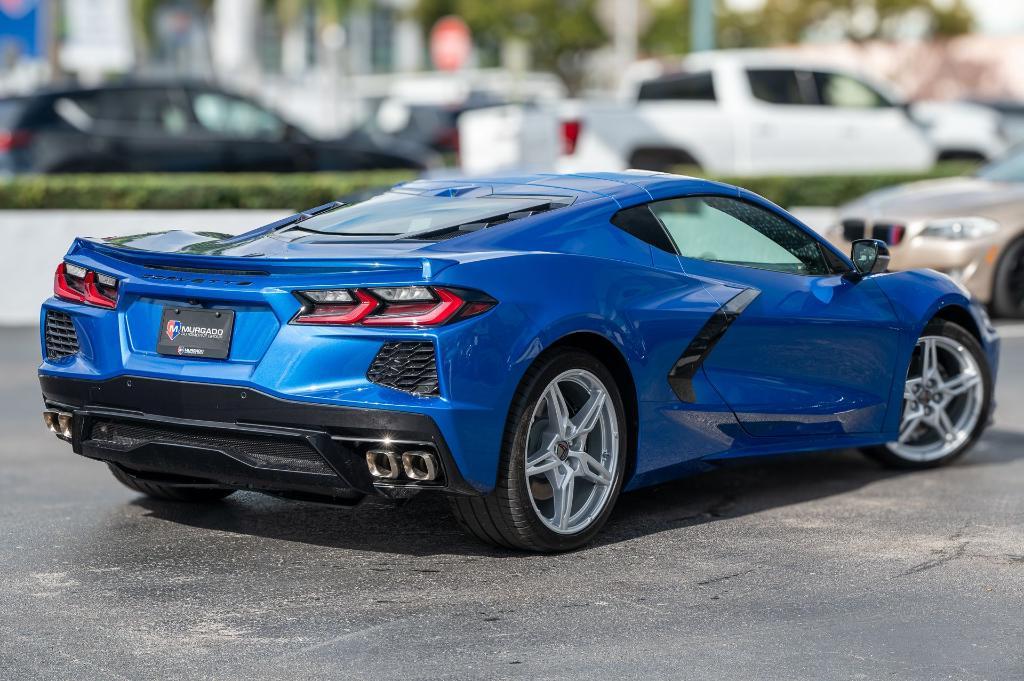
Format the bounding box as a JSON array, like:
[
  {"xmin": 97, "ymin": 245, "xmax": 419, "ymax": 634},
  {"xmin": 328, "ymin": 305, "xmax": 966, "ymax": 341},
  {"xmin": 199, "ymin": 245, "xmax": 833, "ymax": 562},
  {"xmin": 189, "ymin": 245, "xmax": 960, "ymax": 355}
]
[{"xmin": 0, "ymin": 0, "xmax": 45, "ymax": 59}]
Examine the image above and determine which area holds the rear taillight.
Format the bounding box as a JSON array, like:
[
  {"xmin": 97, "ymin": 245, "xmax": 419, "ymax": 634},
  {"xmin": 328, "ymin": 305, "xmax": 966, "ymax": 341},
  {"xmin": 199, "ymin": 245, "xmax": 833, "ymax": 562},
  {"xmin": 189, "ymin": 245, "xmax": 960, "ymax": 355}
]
[
  {"xmin": 561, "ymin": 119, "xmax": 582, "ymax": 156},
  {"xmin": 0, "ymin": 129, "xmax": 32, "ymax": 152},
  {"xmin": 292, "ymin": 286, "xmax": 495, "ymax": 327},
  {"xmin": 54, "ymin": 262, "xmax": 119, "ymax": 309}
]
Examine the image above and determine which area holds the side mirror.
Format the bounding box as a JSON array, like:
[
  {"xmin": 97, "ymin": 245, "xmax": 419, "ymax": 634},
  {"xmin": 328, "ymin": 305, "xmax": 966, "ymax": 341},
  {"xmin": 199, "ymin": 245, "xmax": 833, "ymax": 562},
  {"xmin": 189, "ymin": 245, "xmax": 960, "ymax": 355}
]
[{"xmin": 851, "ymin": 239, "xmax": 890, "ymax": 275}]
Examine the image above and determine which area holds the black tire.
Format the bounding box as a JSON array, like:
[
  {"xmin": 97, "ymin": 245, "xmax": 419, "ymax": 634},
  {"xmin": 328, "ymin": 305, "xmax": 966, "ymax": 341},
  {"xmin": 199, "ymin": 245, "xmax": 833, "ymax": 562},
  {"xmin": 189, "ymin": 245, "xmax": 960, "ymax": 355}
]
[
  {"xmin": 990, "ymin": 236, "xmax": 1024, "ymax": 319},
  {"xmin": 107, "ymin": 464, "xmax": 235, "ymax": 503},
  {"xmin": 449, "ymin": 350, "xmax": 628, "ymax": 552},
  {"xmin": 628, "ymin": 147, "xmax": 700, "ymax": 173},
  {"xmin": 861, "ymin": 319, "xmax": 992, "ymax": 469}
]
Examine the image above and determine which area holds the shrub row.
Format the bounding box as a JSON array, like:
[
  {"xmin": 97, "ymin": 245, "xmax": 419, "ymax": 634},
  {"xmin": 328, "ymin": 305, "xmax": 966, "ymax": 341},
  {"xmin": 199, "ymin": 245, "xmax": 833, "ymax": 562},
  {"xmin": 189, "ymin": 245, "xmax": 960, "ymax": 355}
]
[
  {"xmin": 700, "ymin": 161, "xmax": 977, "ymax": 208},
  {"xmin": 0, "ymin": 163, "xmax": 976, "ymax": 210},
  {"xmin": 0, "ymin": 170, "xmax": 416, "ymax": 210}
]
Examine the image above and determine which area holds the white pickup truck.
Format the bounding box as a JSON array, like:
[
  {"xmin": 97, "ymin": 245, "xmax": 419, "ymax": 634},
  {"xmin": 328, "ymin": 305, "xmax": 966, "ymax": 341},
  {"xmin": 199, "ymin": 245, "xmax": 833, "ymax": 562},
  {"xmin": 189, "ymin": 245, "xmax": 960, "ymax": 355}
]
[{"xmin": 461, "ymin": 51, "xmax": 948, "ymax": 176}]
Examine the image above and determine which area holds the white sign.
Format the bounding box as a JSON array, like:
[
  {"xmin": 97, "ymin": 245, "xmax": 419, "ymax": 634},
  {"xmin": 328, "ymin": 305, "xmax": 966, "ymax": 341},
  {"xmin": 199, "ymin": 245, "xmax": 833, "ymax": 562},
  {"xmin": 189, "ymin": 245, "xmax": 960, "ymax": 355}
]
[{"xmin": 59, "ymin": 0, "xmax": 134, "ymax": 74}]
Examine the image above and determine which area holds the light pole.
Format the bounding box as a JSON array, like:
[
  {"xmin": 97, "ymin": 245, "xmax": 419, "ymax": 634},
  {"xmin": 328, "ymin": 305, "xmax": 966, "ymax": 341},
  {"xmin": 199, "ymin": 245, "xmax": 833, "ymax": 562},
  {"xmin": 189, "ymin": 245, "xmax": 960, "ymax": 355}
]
[{"xmin": 690, "ymin": 0, "xmax": 715, "ymax": 52}]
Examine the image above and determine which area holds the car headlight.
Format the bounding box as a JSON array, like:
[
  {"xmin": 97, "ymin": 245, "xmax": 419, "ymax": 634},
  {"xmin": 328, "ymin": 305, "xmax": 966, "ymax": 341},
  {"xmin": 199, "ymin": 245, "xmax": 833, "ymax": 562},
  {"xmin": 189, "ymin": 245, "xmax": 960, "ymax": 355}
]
[{"xmin": 920, "ymin": 217, "xmax": 1000, "ymax": 240}]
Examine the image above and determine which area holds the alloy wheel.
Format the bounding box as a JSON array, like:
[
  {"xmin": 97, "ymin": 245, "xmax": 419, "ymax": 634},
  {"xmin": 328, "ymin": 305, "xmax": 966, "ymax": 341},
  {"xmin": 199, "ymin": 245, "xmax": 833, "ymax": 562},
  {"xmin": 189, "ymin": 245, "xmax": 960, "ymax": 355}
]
[
  {"xmin": 524, "ymin": 369, "xmax": 620, "ymax": 534},
  {"xmin": 887, "ymin": 335, "xmax": 985, "ymax": 462}
]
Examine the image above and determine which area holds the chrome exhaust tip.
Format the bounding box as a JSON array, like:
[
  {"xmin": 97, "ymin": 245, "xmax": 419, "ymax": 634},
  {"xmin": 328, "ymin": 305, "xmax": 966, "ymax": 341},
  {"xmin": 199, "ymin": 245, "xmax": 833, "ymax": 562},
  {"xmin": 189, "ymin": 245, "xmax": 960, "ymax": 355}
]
[
  {"xmin": 366, "ymin": 450, "xmax": 401, "ymax": 479},
  {"xmin": 42, "ymin": 410, "xmax": 58, "ymax": 434},
  {"xmin": 401, "ymin": 451, "xmax": 438, "ymax": 482},
  {"xmin": 56, "ymin": 412, "xmax": 73, "ymax": 439}
]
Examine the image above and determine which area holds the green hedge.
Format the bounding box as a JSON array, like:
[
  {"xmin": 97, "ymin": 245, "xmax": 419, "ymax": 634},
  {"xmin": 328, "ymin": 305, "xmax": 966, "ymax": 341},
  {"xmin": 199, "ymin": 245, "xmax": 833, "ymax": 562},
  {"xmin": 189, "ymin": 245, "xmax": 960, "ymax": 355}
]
[
  {"xmin": 0, "ymin": 162, "xmax": 978, "ymax": 210},
  {"xmin": 696, "ymin": 161, "xmax": 978, "ymax": 208},
  {"xmin": 0, "ymin": 170, "xmax": 416, "ymax": 210}
]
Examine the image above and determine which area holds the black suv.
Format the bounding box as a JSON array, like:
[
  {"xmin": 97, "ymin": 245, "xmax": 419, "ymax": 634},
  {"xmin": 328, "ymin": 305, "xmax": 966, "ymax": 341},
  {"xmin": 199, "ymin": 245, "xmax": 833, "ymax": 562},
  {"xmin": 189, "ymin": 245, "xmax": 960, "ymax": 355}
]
[{"xmin": 0, "ymin": 82, "xmax": 438, "ymax": 174}]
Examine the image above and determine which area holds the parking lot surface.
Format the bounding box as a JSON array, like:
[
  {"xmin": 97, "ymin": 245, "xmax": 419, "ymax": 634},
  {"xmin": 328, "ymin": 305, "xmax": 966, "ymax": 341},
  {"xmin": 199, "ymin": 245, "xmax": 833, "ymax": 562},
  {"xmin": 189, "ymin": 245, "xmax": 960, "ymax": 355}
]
[{"xmin": 2, "ymin": 325, "xmax": 1022, "ymax": 680}]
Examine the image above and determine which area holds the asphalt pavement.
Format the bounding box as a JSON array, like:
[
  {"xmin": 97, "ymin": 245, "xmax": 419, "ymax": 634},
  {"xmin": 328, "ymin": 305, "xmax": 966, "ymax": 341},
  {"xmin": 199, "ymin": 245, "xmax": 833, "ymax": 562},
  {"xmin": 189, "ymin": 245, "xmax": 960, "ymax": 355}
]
[{"xmin": 1, "ymin": 324, "xmax": 1022, "ymax": 680}]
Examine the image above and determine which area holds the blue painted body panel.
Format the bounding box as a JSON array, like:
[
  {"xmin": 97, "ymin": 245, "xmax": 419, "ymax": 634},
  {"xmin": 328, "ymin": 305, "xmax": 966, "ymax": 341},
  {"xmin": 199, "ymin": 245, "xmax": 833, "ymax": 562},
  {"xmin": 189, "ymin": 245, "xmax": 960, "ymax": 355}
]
[{"xmin": 39, "ymin": 172, "xmax": 1000, "ymax": 494}]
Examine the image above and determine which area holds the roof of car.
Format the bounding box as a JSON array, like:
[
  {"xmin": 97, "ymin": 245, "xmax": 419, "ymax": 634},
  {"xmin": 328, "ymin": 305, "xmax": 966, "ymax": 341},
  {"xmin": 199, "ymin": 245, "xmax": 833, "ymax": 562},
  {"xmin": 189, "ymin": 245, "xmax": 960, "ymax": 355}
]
[
  {"xmin": 397, "ymin": 171, "xmax": 739, "ymax": 206},
  {"xmin": 0, "ymin": 79, "xmax": 234, "ymax": 101}
]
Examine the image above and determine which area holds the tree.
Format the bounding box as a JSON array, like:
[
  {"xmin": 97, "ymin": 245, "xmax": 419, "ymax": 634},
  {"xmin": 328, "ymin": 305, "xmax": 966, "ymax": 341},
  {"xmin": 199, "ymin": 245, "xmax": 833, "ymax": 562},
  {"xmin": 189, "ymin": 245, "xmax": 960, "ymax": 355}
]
[
  {"xmin": 413, "ymin": 0, "xmax": 607, "ymax": 92},
  {"xmin": 640, "ymin": 0, "xmax": 974, "ymax": 56}
]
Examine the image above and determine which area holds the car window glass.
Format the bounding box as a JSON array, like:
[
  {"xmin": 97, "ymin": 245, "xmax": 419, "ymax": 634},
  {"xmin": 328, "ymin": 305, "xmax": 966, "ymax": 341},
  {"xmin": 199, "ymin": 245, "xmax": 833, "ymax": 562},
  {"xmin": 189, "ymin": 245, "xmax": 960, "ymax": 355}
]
[
  {"xmin": 638, "ymin": 72, "xmax": 716, "ymax": 101},
  {"xmin": 0, "ymin": 99, "xmax": 25, "ymax": 127},
  {"xmin": 747, "ymin": 69, "xmax": 816, "ymax": 105},
  {"xmin": 649, "ymin": 196, "xmax": 831, "ymax": 275},
  {"xmin": 192, "ymin": 92, "xmax": 285, "ymax": 139},
  {"xmin": 813, "ymin": 72, "xmax": 889, "ymax": 108},
  {"xmin": 976, "ymin": 149, "xmax": 1024, "ymax": 182},
  {"xmin": 92, "ymin": 89, "xmax": 191, "ymax": 136}
]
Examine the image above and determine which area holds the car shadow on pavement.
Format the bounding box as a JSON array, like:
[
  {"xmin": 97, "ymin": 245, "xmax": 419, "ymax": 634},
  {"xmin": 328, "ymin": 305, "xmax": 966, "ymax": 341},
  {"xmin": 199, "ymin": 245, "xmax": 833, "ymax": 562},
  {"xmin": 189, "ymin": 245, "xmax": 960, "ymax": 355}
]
[{"xmin": 130, "ymin": 428, "xmax": 1024, "ymax": 557}]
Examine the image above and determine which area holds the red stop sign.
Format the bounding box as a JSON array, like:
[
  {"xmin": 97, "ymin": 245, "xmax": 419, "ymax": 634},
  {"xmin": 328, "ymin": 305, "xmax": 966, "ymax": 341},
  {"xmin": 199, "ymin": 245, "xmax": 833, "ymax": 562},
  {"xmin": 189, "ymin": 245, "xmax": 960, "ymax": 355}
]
[{"xmin": 430, "ymin": 15, "xmax": 471, "ymax": 72}]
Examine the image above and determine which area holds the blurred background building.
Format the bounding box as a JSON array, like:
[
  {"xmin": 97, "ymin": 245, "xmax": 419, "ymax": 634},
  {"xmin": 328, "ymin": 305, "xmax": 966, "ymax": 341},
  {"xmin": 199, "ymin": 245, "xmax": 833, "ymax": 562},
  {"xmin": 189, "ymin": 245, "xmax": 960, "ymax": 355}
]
[{"xmin": 1, "ymin": 0, "xmax": 1023, "ymax": 139}]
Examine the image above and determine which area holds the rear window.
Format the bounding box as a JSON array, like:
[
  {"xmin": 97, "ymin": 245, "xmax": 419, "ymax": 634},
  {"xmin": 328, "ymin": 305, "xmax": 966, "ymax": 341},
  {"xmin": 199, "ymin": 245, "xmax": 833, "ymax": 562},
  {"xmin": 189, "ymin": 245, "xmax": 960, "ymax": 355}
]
[
  {"xmin": 0, "ymin": 100, "xmax": 26, "ymax": 128},
  {"xmin": 284, "ymin": 190, "xmax": 569, "ymax": 240},
  {"xmin": 638, "ymin": 72, "xmax": 715, "ymax": 101}
]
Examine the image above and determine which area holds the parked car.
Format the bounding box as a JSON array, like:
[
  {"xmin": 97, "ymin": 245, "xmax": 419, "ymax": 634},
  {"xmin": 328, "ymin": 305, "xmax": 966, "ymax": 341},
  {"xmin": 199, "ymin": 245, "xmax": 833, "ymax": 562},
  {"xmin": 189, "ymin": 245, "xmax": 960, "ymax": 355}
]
[
  {"xmin": 39, "ymin": 172, "xmax": 996, "ymax": 551},
  {"xmin": 828, "ymin": 147, "xmax": 1024, "ymax": 318},
  {"xmin": 967, "ymin": 98, "xmax": 1024, "ymax": 146},
  {"xmin": 907, "ymin": 100, "xmax": 1008, "ymax": 162},
  {"xmin": 0, "ymin": 82, "xmax": 437, "ymax": 175},
  {"xmin": 460, "ymin": 50, "xmax": 937, "ymax": 175}
]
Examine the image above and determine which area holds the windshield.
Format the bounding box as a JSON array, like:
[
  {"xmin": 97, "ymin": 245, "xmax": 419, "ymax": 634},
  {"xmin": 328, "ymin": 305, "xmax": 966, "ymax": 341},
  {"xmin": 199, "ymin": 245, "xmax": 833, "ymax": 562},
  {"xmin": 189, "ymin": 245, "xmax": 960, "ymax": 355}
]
[
  {"xmin": 977, "ymin": 147, "xmax": 1024, "ymax": 182},
  {"xmin": 288, "ymin": 190, "xmax": 565, "ymax": 238}
]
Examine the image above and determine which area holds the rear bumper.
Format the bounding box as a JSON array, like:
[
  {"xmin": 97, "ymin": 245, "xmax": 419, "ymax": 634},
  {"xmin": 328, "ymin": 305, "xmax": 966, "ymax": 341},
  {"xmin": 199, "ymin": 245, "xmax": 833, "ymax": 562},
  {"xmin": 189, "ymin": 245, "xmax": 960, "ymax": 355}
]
[{"xmin": 39, "ymin": 374, "xmax": 478, "ymax": 501}]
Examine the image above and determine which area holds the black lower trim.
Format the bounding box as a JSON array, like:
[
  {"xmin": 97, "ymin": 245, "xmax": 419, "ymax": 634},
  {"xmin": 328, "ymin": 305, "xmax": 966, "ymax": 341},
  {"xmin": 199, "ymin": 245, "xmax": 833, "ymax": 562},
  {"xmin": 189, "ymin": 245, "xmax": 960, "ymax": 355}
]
[
  {"xmin": 668, "ymin": 288, "xmax": 760, "ymax": 402},
  {"xmin": 39, "ymin": 374, "xmax": 477, "ymax": 499}
]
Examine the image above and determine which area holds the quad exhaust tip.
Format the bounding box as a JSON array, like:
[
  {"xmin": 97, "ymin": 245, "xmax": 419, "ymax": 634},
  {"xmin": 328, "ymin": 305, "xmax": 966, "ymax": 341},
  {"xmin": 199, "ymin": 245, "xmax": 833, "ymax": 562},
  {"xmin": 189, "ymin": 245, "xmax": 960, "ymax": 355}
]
[
  {"xmin": 365, "ymin": 448, "xmax": 439, "ymax": 482},
  {"xmin": 43, "ymin": 410, "xmax": 73, "ymax": 439},
  {"xmin": 366, "ymin": 450, "xmax": 402, "ymax": 479},
  {"xmin": 402, "ymin": 451, "xmax": 438, "ymax": 481}
]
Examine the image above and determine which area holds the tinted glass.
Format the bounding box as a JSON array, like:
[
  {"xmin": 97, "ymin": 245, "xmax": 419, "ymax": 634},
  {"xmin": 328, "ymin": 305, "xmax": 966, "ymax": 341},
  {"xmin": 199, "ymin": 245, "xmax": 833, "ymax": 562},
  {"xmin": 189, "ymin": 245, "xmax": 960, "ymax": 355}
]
[
  {"xmin": 747, "ymin": 69, "xmax": 815, "ymax": 105},
  {"xmin": 813, "ymin": 72, "xmax": 890, "ymax": 108},
  {"xmin": 638, "ymin": 72, "xmax": 716, "ymax": 101},
  {"xmin": 82, "ymin": 89, "xmax": 190, "ymax": 135},
  {"xmin": 0, "ymin": 100, "xmax": 25, "ymax": 128},
  {"xmin": 192, "ymin": 92, "xmax": 285, "ymax": 139},
  {"xmin": 649, "ymin": 196, "xmax": 831, "ymax": 275},
  {"xmin": 976, "ymin": 148, "xmax": 1024, "ymax": 182},
  {"xmin": 292, "ymin": 191, "xmax": 563, "ymax": 238},
  {"xmin": 610, "ymin": 205, "xmax": 676, "ymax": 252}
]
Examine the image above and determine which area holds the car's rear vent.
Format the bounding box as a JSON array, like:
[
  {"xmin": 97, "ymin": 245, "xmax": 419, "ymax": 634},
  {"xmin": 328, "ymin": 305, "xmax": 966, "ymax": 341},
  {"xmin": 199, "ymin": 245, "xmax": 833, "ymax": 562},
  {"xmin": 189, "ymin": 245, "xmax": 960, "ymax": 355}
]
[
  {"xmin": 44, "ymin": 310, "xmax": 80, "ymax": 360},
  {"xmin": 403, "ymin": 200, "xmax": 570, "ymax": 242},
  {"xmin": 842, "ymin": 219, "xmax": 866, "ymax": 242},
  {"xmin": 367, "ymin": 342, "xmax": 439, "ymax": 396},
  {"xmin": 87, "ymin": 420, "xmax": 337, "ymax": 476}
]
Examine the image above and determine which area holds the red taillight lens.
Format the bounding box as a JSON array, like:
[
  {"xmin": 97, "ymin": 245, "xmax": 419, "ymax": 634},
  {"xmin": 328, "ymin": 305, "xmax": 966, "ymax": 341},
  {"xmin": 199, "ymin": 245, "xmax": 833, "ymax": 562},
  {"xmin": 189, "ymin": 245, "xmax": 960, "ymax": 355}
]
[
  {"xmin": 292, "ymin": 289, "xmax": 379, "ymax": 325},
  {"xmin": 292, "ymin": 286, "xmax": 495, "ymax": 327},
  {"xmin": 0, "ymin": 129, "xmax": 32, "ymax": 152},
  {"xmin": 54, "ymin": 262, "xmax": 118, "ymax": 308},
  {"xmin": 561, "ymin": 119, "xmax": 582, "ymax": 155}
]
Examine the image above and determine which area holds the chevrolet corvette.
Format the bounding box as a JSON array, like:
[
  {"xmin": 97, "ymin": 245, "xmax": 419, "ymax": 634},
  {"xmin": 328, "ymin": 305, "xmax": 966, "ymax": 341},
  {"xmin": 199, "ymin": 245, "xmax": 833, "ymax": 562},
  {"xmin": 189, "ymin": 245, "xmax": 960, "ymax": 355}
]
[{"xmin": 39, "ymin": 172, "xmax": 998, "ymax": 551}]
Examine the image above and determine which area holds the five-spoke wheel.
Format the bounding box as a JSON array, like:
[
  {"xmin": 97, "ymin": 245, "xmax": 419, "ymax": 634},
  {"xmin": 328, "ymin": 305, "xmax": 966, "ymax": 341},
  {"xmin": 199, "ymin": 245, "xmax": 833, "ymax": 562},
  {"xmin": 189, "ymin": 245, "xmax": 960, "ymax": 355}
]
[
  {"xmin": 524, "ymin": 369, "xmax": 619, "ymax": 534},
  {"xmin": 864, "ymin": 319, "xmax": 992, "ymax": 469},
  {"xmin": 449, "ymin": 350, "xmax": 627, "ymax": 552}
]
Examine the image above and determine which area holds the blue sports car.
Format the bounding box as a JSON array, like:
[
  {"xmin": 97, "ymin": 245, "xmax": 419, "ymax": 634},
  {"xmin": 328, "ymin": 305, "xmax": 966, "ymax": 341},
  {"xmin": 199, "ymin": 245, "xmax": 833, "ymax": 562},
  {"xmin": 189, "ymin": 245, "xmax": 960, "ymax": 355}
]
[{"xmin": 39, "ymin": 172, "xmax": 998, "ymax": 551}]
